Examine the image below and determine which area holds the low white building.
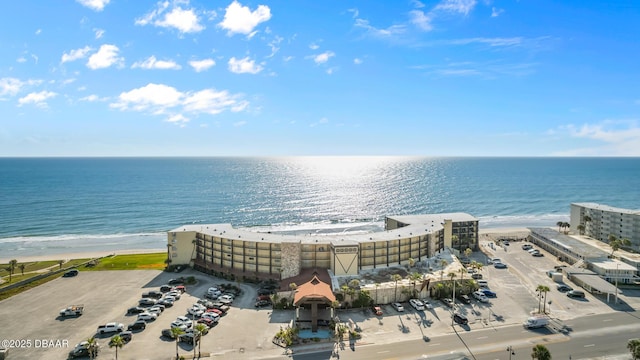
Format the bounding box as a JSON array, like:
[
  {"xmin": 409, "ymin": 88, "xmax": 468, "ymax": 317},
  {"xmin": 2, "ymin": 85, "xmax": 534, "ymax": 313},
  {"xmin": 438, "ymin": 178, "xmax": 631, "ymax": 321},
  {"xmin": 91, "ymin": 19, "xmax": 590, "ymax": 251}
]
[{"xmin": 589, "ymin": 258, "xmax": 638, "ymax": 285}]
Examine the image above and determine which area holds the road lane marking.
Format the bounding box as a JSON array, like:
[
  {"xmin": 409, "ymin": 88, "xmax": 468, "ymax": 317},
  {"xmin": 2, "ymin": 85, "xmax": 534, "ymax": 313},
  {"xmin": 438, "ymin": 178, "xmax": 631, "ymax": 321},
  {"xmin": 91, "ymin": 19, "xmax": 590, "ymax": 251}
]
[
  {"xmin": 603, "ymin": 319, "xmax": 613, "ymax": 322},
  {"xmin": 477, "ymin": 336, "xmax": 488, "ymax": 339},
  {"xmin": 584, "ymin": 344, "xmax": 595, "ymax": 347},
  {"xmin": 378, "ymin": 350, "xmax": 391, "ymax": 353}
]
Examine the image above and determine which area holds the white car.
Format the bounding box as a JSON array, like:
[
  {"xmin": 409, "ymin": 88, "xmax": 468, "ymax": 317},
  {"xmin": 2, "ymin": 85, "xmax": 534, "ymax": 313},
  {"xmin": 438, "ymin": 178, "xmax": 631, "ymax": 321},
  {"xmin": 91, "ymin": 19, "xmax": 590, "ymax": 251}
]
[
  {"xmin": 409, "ymin": 299, "xmax": 425, "ymax": 311},
  {"xmin": 200, "ymin": 312, "xmax": 220, "ymax": 322},
  {"xmin": 170, "ymin": 320, "xmax": 188, "ymax": 331},
  {"xmin": 219, "ymin": 294, "xmax": 234, "ymax": 302},
  {"xmin": 176, "ymin": 316, "xmax": 192, "ymax": 328},
  {"xmin": 207, "ymin": 287, "xmax": 222, "ymax": 296},
  {"xmin": 148, "ymin": 307, "xmax": 163, "ymax": 316},
  {"xmin": 192, "ymin": 303, "xmax": 206, "ymax": 311},
  {"xmin": 137, "ymin": 312, "xmax": 158, "ymax": 322},
  {"xmin": 167, "ymin": 291, "xmax": 181, "ymax": 300},
  {"xmin": 392, "ymin": 302, "xmax": 404, "ymax": 312},
  {"xmin": 187, "ymin": 307, "xmax": 204, "ymax": 317},
  {"xmin": 472, "ymin": 290, "xmax": 489, "ymax": 303}
]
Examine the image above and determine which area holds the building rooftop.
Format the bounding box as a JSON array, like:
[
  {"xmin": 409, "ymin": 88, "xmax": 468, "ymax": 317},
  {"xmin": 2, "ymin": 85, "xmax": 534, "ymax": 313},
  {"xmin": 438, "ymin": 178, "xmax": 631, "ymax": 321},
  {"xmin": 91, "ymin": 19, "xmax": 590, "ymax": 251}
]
[
  {"xmin": 572, "ymin": 202, "xmax": 640, "ymax": 215},
  {"xmin": 169, "ymin": 213, "xmax": 476, "ymax": 245},
  {"xmin": 589, "ymin": 258, "xmax": 638, "ymax": 271},
  {"xmin": 528, "ymin": 227, "xmax": 610, "ymax": 259}
]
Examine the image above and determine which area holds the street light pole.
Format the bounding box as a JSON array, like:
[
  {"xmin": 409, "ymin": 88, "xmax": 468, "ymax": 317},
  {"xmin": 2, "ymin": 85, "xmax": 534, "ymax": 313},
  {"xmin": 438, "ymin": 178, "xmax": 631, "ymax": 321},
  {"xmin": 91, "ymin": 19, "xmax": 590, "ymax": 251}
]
[
  {"xmin": 615, "ymin": 263, "xmax": 619, "ymax": 304},
  {"xmin": 451, "ymin": 277, "xmax": 456, "ymax": 326},
  {"xmin": 507, "ymin": 345, "xmax": 515, "ymax": 360}
]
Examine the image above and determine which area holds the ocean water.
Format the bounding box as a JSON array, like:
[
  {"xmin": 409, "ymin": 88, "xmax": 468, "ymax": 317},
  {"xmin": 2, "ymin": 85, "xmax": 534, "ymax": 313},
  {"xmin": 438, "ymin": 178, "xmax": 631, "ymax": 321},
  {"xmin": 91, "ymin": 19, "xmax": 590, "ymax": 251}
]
[{"xmin": 0, "ymin": 157, "xmax": 638, "ymax": 259}]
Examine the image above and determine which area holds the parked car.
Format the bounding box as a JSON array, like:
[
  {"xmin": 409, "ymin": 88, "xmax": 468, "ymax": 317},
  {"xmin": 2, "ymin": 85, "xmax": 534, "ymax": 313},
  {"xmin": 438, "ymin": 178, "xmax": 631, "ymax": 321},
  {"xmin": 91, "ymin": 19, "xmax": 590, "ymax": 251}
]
[
  {"xmin": 179, "ymin": 332, "xmax": 200, "ymax": 345},
  {"xmin": 557, "ymin": 284, "xmax": 573, "ymax": 292},
  {"xmin": 255, "ymin": 300, "xmax": 272, "ymax": 308},
  {"xmin": 147, "ymin": 307, "xmax": 163, "ymax": 316},
  {"xmin": 457, "ymin": 294, "xmax": 471, "ymax": 304},
  {"xmin": 372, "ymin": 306, "xmax": 383, "ymax": 316},
  {"xmin": 68, "ymin": 341, "xmax": 98, "ymax": 358},
  {"xmin": 161, "ymin": 328, "xmax": 177, "ymax": 339},
  {"xmin": 174, "ymin": 285, "xmax": 186, "ymax": 293},
  {"xmin": 176, "ymin": 316, "xmax": 193, "ymax": 328},
  {"xmin": 567, "ymin": 290, "xmax": 585, "ymax": 298},
  {"xmin": 421, "ymin": 300, "xmax": 433, "ymax": 309},
  {"xmin": 142, "ymin": 290, "xmax": 163, "ymax": 299},
  {"xmin": 522, "ymin": 244, "xmax": 533, "ymax": 250},
  {"xmin": 160, "ymin": 285, "xmax": 174, "ymax": 292},
  {"xmin": 157, "ymin": 298, "xmax": 174, "ymax": 307},
  {"xmin": 188, "ymin": 307, "xmax": 204, "ymax": 317},
  {"xmin": 197, "ymin": 318, "xmax": 216, "ymax": 328},
  {"xmin": 170, "ymin": 320, "xmax": 188, "ymax": 331},
  {"xmin": 409, "ymin": 299, "xmax": 425, "ymax": 311},
  {"xmin": 441, "ymin": 298, "xmax": 454, "ymax": 308},
  {"xmin": 139, "ymin": 298, "xmax": 157, "ymax": 306},
  {"xmin": 532, "ymin": 252, "xmax": 544, "ymax": 257},
  {"xmin": 207, "ymin": 308, "xmax": 223, "ymax": 316},
  {"xmin": 392, "ymin": 302, "xmax": 404, "ymax": 312},
  {"xmin": 494, "ymin": 262, "xmax": 508, "ymax": 269},
  {"xmin": 167, "ymin": 291, "xmax": 181, "ymax": 300},
  {"xmin": 168, "ymin": 277, "xmax": 185, "ymax": 285},
  {"xmin": 472, "ymin": 290, "xmax": 489, "ymax": 303},
  {"xmin": 480, "ymin": 289, "xmax": 497, "ymax": 298},
  {"xmin": 127, "ymin": 306, "xmax": 146, "ymax": 315},
  {"xmin": 471, "ymin": 273, "xmax": 483, "ymax": 280},
  {"xmin": 116, "ymin": 331, "xmax": 132, "ymax": 343},
  {"xmin": 127, "ymin": 320, "xmax": 147, "ymax": 331},
  {"xmin": 137, "ymin": 312, "xmax": 158, "ymax": 322},
  {"xmin": 453, "ymin": 313, "xmax": 468, "ymax": 325},
  {"xmin": 63, "ymin": 269, "xmax": 79, "ymax": 277},
  {"xmin": 149, "ymin": 304, "xmax": 165, "ymax": 313}
]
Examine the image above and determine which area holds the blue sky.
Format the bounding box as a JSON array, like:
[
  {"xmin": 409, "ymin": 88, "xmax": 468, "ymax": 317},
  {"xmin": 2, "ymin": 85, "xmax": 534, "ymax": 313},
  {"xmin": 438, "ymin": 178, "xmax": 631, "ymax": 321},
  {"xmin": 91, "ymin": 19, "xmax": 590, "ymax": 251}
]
[{"xmin": 1, "ymin": 0, "xmax": 639, "ymax": 156}]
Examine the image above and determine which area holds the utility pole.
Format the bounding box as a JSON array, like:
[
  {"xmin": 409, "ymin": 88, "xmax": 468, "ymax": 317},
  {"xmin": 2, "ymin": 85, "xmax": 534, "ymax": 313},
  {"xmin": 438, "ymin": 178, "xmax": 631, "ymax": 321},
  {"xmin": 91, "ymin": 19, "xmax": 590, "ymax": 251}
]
[{"xmin": 507, "ymin": 345, "xmax": 515, "ymax": 360}]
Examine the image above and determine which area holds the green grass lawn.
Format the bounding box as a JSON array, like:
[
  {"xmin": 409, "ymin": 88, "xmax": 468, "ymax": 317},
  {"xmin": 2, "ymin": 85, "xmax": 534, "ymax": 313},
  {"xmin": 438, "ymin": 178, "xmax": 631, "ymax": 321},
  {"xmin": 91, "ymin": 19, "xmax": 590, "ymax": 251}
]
[{"xmin": 82, "ymin": 253, "xmax": 166, "ymax": 271}]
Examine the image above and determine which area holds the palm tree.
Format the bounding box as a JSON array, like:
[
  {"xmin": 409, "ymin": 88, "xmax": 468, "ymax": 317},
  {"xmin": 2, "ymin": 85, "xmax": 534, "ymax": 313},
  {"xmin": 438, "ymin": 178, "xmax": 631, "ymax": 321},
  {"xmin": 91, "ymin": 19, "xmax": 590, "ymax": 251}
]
[
  {"xmin": 408, "ymin": 257, "xmax": 416, "ymax": 269},
  {"xmin": 289, "ymin": 282, "xmax": 297, "ymax": 306},
  {"xmin": 8, "ymin": 259, "xmax": 17, "ymax": 282},
  {"xmin": 109, "ymin": 335, "xmax": 124, "ymax": 360},
  {"xmin": 563, "ymin": 222, "xmax": 570, "ymax": 234},
  {"xmin": 464, "ymin": 247, "xmax": 472, "ymax": 259},
  {"xmin": 171, "ymin": 327, "xmax": 185, "ymax": 360},
  {"xmin": 408, "ymin": 272, "xmax": 422, "ymax": 298},
  {"xmin": 609, "ymin": 235, "xmax": 632, "ymax": 256},
  {"xmin": 556, "ymin": 221, "xmax": 564, "ymax": 233},
  {"xmin": 348, "ymin": 278, "xmax": 360, "ymax": 289},
  {"xmin": 577, "ymin": 224, "xmax": 585, "ymax": 235},
  {"xmin": 439, "ymin": 259, "xmax": 448, "ymax": 281},
  {"xmin": 628, "ymin": 338, "xmax": 640, "ymax": 360},
  {"xmin": 194, "ymin": 323, "xmax": 208, "ymax": 358},
  {"xmin": 540, "ymin": 285, "xmax": 550, "ymax": 313},
  {"xmin": 390, "ymin": 274, "xmax": 403, "ymax": 302},
  {"xmin": 86, "ymin": 336, "xmax": 98, "ymax": 360},
  {"xmin": 535, "ymin": 285, "xmax": 550, "ymax": 313},
  {"xmin": 448, "ymin": 272, "xmax": 457, "ymax": 298},
  {"xmin": 531, "ymin": 344, "xmax": 551, "ymax": 359},
  {"xmin": 19, "ymin": 263, "xmax": 25, "ymax": 276}
]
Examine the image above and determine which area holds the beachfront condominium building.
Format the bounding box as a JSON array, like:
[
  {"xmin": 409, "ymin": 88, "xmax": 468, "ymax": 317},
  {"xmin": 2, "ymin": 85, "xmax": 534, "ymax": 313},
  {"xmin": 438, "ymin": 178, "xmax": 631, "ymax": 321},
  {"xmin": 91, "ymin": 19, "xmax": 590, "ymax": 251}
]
[
  {"xmin": 570, "ymin": 203, "xmax": 640, "ymax": 252},
  {"xmin": 167, "ymin": 213, "xmax": 478, "ymax": 281}
]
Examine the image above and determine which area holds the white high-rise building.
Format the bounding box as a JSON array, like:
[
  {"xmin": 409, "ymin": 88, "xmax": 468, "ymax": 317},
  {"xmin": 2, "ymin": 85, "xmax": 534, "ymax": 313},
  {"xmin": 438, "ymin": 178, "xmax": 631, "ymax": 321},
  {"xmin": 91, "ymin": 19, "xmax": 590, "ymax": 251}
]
[{"xmin": 570, "ymin": 203, "xmax": 640, "ymax": 252}]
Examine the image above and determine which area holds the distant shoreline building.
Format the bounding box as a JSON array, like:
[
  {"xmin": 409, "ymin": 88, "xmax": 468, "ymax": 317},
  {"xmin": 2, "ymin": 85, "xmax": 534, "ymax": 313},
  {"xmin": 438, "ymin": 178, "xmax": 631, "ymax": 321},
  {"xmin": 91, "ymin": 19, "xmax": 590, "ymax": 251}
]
[
  {"xmin": 167, "ymin": 213, "xmax": 478, "ymax": 281},
  {"xmin": 570, "ymin": 203, "xmax": 640, "ymax": 252}
]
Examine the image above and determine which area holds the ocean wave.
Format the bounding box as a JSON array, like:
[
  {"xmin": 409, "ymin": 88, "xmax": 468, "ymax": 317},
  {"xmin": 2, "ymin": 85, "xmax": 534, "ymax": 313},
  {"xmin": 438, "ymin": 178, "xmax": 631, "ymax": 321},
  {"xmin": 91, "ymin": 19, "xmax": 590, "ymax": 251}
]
[{"xmin": 0, "ymin": 232, "xmax": 166, "ymax": 244}]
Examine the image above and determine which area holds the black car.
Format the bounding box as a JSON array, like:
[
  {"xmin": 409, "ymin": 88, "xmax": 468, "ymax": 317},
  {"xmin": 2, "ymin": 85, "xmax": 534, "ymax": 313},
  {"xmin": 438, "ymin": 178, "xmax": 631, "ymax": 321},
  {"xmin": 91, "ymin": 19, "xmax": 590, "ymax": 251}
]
[
  {"xmin": 254, "ymin": 300, "xmax": 271, "ymax": 308},
  {"xmin": 142, "ymin": 290, "xmax": 163, "ymax": 299},
  {"xmin": 128, "ymin": 320, "xmax": 147, "ymax": 331},
  {"xmin": 557, "ymin": 284, "xmax": 572, "ymax": 292},
  {"xmin": 127, "ymin": 307, "xmax": 146, "ymax": 315},
  {"xmin": 160, "ymin": 285, "xmax": 174, "ymax": 292},
  {"xmin": 168, "ymin": 278, "xmax": 185, "ymax": 285},
  {"xmin": 117, "ymin": 331, "xmax": 132, "ymax": 343},
  {"xmin": 457, "ymin": 294, "xmax": 471, "ymax": 304},
  {"xmin": 63, "ymin": 269, "xmax": 79, "ymax": 277},
  {"xmin": 453, "ymin": 313, "xmax": 468, "ymax": 325},
  {"xmin": 161, "ymin": 328, "xmax": 177, "ymax": 339}
]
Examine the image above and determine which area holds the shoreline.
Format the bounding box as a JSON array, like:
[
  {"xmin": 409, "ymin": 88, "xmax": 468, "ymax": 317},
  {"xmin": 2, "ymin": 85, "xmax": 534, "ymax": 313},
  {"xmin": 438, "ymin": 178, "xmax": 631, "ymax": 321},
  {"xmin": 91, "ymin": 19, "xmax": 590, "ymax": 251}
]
[{"xmin": 1, "ymin": 226, "xmax": 539, "ymax": 264}]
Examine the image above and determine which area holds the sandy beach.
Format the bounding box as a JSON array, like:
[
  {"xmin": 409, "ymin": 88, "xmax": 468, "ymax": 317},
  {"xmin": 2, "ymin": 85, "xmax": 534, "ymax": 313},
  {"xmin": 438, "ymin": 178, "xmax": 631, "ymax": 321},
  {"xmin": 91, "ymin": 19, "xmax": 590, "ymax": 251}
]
[{"xmin": 0, "ymin": 227, "xmax": 537, "ymax": 265}]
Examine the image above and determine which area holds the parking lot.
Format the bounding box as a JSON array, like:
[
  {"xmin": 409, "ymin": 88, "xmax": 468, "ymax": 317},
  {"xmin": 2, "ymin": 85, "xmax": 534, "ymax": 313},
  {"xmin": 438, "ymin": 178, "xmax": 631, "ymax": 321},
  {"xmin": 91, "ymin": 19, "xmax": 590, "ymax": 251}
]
[
  {"xmin": 1, "ymin": 241, "xmax": 637, "ymax": 360},
  {"xmin": 0, "ymin": 269, "xmax": 293, "ymax": 360}
]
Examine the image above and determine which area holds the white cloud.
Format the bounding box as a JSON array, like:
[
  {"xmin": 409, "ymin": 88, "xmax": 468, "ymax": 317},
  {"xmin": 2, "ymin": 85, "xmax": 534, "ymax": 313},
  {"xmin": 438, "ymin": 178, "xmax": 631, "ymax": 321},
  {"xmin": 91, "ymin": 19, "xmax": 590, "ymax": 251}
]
[
  {"xmin": 167, "ymin": 114, "xmax": 189, "ymax": 123},
  {"xmin": 189, "ymin": 59, "xmax": 216, "ymax": 72},
  {"xmin": 556, "ymin": 120, "xmax": 640, "ymax": 156},
  {"xmin": 310, "ymin": 117, "xmax": 329, "ymax": 127},
  {"xmin": 76, "ymin": 0, "xmax": 110, "ymax": 11},
  {"xmin": 110, "ymin": 83, "xmax": 248, "ymax": 119},
  {"xmin": 409, "ymin": 10, "xmax": 433, "ymax": 31},
  {"xmin": 233, "ymin": 120, "xmax": 247, "ymax": 127},
  {"xmin": 87, "ymin": 44, "xmax": 122, "ymax": 69},
  {"xmin": 228, "ymin": 56, "xmax": 263, "ymax": 74},
  {"xmin": 16, "ymin": 57, "xmax": 27, "ymax": 63},
  {"xmin": 136, "ymin": 1, "xmax": 204, "ymax": 34},
  {"xmin": 61, "ymin": 46, "xmax": 92, "ymax": 63},
  {"xmin": 0, "ymin": 78, "xmax": 41, "ymax": 97},
  {"xmin": 79, "ymin": 94, "xmax": 104, "ymax": 102},
  {"xmin": 18, "ymin": 91, "xmax": 57, "ymax": 107},
  {"xmin": 448, "ymin": 37, "xmax": 523, "ymax": 47},
  {"xmin": 35, "ymin": 29, "xmax": 41, "ymax": 35},
  {"xmin": 0, "ymin": 78, "xmax": 25, "ymax": 96},
  {"xmin": 267, "ymin": 36, "xmax": 283, "ymax": 58},
  {"xmin": 309, "ymin": 43, "xmax": 320, "ymax": 50},
  {"xmin": 347, "ymin": 8, "xmax": 359, "ymax": 18},
  {"xmin": 283, "ymin": 56, "xmax": 294, "ymax": 62},
  {"xmin": 218, "ymin": 0, "xmax": 271, "ymax": 36},
  {"xmin": 412, "ymin": 0, "xmax": 426, "ymax": 8},
  {"xmin": 354, "ymin": 19, "xmax": 406, "ymax": 37},
  {"xmin": 353, "ymin": 58, "xmax": 363, "ymax": 65},
  {"xmin": 94, "ymin": 28, "xmax": 105, "ymax": 39},
  {"xmin": 309, "ymin": 51, "xmax": 335, "ymax": 65},
  {"xmin": 132, "ymin": 56, "xmax": 181, "ymax": 70},
  {"xmin": 491, "ymin": 7, "xmax": 504, "ymax": 17},
  {"xmin": 434, "ymin": 0, "xmax": 477, "ymax": 15}
]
